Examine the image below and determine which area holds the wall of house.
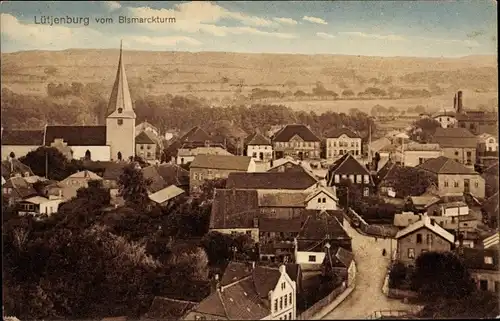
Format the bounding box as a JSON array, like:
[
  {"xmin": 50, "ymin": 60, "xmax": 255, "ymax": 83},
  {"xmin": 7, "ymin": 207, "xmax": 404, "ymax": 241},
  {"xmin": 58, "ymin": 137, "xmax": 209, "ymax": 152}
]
[
  {"xmin": 47, "ymin": 185, "xmax": 78, "ymax": 201},
  {"xmin": 1, "ymin": 145, "xmax": 40, "ymax": 160},
  {"xmin": 326, "ymin": 137, "xmax": 362, "ymax": 159},
  {"xmin": 396, "ymin": 228, "xmax": 452, "ymax": 266},
  {"xmin": 305, "ymin": 191, "xmax": 338, "ymax": 210},
  {"xmin": 273, "ymin": 141, "xmax": 321, "ymax": 159},
  {"xmin": 190, "ymin": 167, "xmax": 248, "ymax": 192},
  {"xmin": 426, "ymin": 204, "xmax": 469, "ymax": 216},
  {"xmin": 437, "ymin": 174, "xmax": 485, "ymax": 198},
  {"xmin": 270, "ymin": 270, "xmax": 296, "ymax": 320},
  {"xmin": 403, "ymin": 150, "xmax": 442, "ymax": 167},
  {"xmin": 209, "ymin": 228, "xmax": 259, "ymax": 243},
  {"xmin": 248, "ymin": 159, "xmax": 257, "ymax": 173},
  {"xmin": 71, "ymin": 146, "xmax": 111, "ymax": 161},
  {"xmin": 470, "ymin": 270, "xmax": 500, "ymax": 292},
  {"xmin": 136, "ymin": 143, "xmax": 157, "ymax": 160},
  {"xmin": 441, "ymin": 147, "xmax": 476, "ymax": 166},
  {"xmin": 39, "ymin": 199, "xmax": 64, "ymax": 215},
  {"xmin": 106, "ymin": 117, "xmax": 136, "ymax": 161},
  {"xmin": 176, "ymin": 155, "xmax": 195, "ymax": 165},
  {"xmin": 434, "ymin": 116, "xmax": 457, "ymax": 128},
  {"xmin": 247, "ymin": 145, "xmax": 273, "ymax": 162},
  {"xmin": 296, "ymin": 251, "xmax": 326, "ymax": 265}
]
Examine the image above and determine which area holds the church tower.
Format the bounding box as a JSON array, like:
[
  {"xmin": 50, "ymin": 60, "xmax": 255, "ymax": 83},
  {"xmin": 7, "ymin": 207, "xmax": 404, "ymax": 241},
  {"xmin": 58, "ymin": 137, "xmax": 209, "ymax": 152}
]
[{"xmin": 106, "ymin": 41, "xmax": 136, "ymax": 161}]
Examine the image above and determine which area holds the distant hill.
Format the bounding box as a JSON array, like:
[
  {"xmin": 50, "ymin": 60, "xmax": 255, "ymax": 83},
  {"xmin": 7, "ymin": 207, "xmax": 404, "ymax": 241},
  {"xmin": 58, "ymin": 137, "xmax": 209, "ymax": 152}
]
[{"xmin": 1, "ymin": 50, "xmax": 497, "ymax": 99}]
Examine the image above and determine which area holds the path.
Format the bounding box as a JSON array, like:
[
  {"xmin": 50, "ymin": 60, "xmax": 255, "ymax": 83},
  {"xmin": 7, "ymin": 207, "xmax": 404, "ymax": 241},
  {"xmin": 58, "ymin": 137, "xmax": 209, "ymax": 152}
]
[{"xmin": 321, "ymin": 218, "xmax": 414, "ymax": 319}]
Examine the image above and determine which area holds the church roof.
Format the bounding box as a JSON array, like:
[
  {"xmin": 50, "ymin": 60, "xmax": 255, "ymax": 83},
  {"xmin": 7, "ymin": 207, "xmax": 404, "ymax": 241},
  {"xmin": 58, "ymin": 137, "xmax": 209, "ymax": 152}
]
[
  {"xmin": 2, "ymin": 130, "xmax": 44, "ymax": 146},
  {"xmin": 45, "ymin": 126, "xmax": 107, "ymax": 146},
  {"xmin": 106, "ymin": 41, "xmax": 136, "ymax": 119}
]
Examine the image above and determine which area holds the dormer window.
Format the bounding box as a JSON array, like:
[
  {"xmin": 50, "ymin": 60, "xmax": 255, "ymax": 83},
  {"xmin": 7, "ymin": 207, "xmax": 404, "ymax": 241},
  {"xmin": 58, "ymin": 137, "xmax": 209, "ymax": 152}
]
[
  {"xmin": 118, "ymin": 108, "xmax": 123, "ymax": 114},
  {"xmin": 485, "ymin": 256, "xmax": 493, "ymax": 264},
  {"xmin": 117, "ymin": 119, "xmax": 123, "ymax": 125}
]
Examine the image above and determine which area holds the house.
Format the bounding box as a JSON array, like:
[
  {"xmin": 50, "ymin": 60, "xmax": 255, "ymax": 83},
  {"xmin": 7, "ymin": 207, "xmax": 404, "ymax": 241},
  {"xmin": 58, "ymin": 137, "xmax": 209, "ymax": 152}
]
[
  {"xmin": 259, "ymin": 217, "xmax": 304, "ymax": 263},
  {"xmin": 430, "ymin": 127, "xmax": 477, "ymax": 166},
  {"xmin": 432, "ymin": 111, "xmax": 457, "ymax": 129},
  {"xmin": 245, "ymin": 131, "xmax": 273, "ymax": 162},
  {"xmin": 189, "ymin": 155, "xmax": 255, "ymax": 193},
  {"xmin": 272, "ymin": 124, "xmax": 321, "ymax": 160},
  {"xmin": 17, "ymin": 196, "xmax": 63, "ymax": 218},
  {"xmin": 456, "ymin": 110, "xmax": 498, "ymax": 136},
  {"xmin": 2, "ymin": 176, "xmax": 38, "ymax": 205},
  {"xmin": 153, "ymin": 163, "xmax": 190, "ymax": 191},
  {"xmin": 183, "ymin": 263, "xmax": 297, "ymax": 320},
  {"xmin": 268, "ymin": 158, "xmax": 321, "ymax": 181},
  {"xmin": 226, "ymin": 171, "xmax": 318, "ymax": 192},
  {"xmin": 395, "ymin": 215, "xmax": 455, "ymax": 267},
  {"xmin": 324, "ymin": 247, "xmax": 356, "ymax": 287},
  {"xmin": 142, "ymin": 296, "xmax": 197, "ymax": 320},
  {"xmin": 136, "ymin": 120, "xmax": 164, "ymax": 149},
  {"xmin": 304, "ymin": 186, "xmax": 338, "ymax": 211},
  {"xmin": 403, "ymin": 142, "xmax": 442, "ymax": 167},
  {"xmin": 481, "ymin": 192, "xmax": 499, "ymax": 229},
  {"xmin": 148, "ymin": 185, "xmax": 185, "ymax": 207},
  {"xmin": 462, "ymin": 247, "xmax": 499, "ymax": 293},
  {"xmin": 142, "ymin": 165, "xmax": 169, "ymax": 193},
  {"xmin": 165, "ymin": 126, "xmax": 227, "ymax": 163},
  {"xmin": 417, "ymin": 156, "xmax": 485, "ymax": 198},
  {"xmin": 1, "ymin": 157, "xmax": 35, "ymax": 180},
  {"xmin": 46, "ymin": 170, "xmax": 103, "ymax": 200},
  {"xmin": 426, "ymin": 200, "xmax": 469, "ymax": 217},
  {"xmin": 177, "ymin": 146, "xmax": 232, "ymax": 166},
  {"xmin": 324, "ymin": 127, "xmax": 362, "ymax": 159},
  {"xmin": 326, "ymin": 153, "xmax": 375, "ymax": 196},
  {"xmin": 209, "ymin": 189, "xmax": 260, "ymax": 242},
  {"xmin": 477, "ymin": 133, "xmax": 498, "ymax": 154},
  {"xmin": 393, "ymin": 212, "xmax": 480, "ymax": 238},
  {"xmin": 367, "ymin": 137, "xmax": 393, "ymax": 159},
  {"xmin": 294, "ymin": 211, "xmax": 352, "ymax": 268},
  {"xmin": 1, "ymin": 129, "xmax": 44, "ymax": 160},
  {"xmin": 135, "ymin": 131, "xmax": 157, "ymax": 162}
]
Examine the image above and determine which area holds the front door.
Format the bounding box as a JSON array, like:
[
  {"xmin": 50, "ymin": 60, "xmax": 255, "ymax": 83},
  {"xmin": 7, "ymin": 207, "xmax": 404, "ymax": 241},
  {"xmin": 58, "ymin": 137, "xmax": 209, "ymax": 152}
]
[{"xmin": 464, "ymin": 179, "xmax": 470, "ymax": 193}]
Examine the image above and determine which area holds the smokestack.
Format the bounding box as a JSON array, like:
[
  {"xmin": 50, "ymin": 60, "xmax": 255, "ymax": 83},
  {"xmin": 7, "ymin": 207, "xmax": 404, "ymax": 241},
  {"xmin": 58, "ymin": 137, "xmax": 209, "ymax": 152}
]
[
  {"xmin": 453, "ymin": 94, "xmax": 457, "ymax": 111},
  {"xmin": 457, "ymin": 91, "xmax": 463, "ymax": 113}
]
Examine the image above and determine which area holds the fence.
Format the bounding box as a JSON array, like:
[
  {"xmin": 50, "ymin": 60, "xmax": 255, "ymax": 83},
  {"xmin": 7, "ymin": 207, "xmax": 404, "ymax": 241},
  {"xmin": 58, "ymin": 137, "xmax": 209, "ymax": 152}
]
[{"xmin": 297, "ymin": 283, "xmax": 347, "ymax": 320}]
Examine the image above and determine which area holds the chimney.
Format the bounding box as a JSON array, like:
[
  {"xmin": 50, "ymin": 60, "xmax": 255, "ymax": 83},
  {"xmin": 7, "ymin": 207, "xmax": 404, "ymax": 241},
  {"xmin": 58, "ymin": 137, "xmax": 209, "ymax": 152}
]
[
  {"xmin": 457, "ymin": 91, "xmax": 463, "ymax": 113},
  {"xmin": 453, "ymin": 94, "xmax": 457, "ymax": 111}
]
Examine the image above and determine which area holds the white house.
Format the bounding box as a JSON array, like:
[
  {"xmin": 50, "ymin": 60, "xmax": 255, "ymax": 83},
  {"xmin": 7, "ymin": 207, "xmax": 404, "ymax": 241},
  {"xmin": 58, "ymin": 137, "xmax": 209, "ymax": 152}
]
[
  {"xmin": 176, "ymin": 146, "xmax": 232, "ymax": 165},
  {"xmin": 477, "ymin": 133, "xmax": 498, "ymax": 153},
  {"xmin": 305, "ymin": 186, "xmax": 338, "ymax": 211},
  {"xmin": 325, "ymin": 128, "xmax": 362, "ymax": 159},
  {"xmin": 403, "ymin": 142, "xmax": 443, "ymax": 167},
  {"xmin": 245, "ymin": 132, "xmax": 273, "ymax": 162},
  {"xmin": 433, "ymin": 112, "xmax": 457, "ymax": 129}
]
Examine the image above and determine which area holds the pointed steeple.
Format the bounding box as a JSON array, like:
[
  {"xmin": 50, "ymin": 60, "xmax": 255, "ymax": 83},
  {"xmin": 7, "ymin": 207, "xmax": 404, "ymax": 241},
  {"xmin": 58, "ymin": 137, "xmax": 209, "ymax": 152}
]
[{"xmin": 106, "ymin": 40, "xmax": 136, "ymax": 119}]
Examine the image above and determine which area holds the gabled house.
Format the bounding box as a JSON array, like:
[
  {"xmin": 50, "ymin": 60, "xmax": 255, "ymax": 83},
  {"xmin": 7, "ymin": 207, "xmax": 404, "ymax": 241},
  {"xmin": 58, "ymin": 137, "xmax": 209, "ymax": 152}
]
[
  {"xmin": 304, "ymin": 186, "xmax": 338, "ymax": 211},
  {"xmin": 177, "ymin": 146, "xmax": 232, "ymax": 166},
  {"xmin": 272, "ymin": 124, "xmax": 321, "ymax": 160},
  {"xmin": 462, "ymin": 247, "xmax": 500, "ymax": 293},
  {"xmin": 141, "ymin": 165, "xmax": 169, "ymax": 194},
  {"xmin": 17, "ymin": 196, "xmax": 63, "ymax": 218},
  {"xmin": 324, "ymin": 127, "xmax": 362, "ymax": 159},
  {"xmin": 227, "ymin": 171, "xmax": 318, "ymax": 192},
  {"xmin": 432, "ymin": 111, "xmax": 457, "ymax": 129},
  {"xmin": 154, "ymin": 163, "xmax": 190, "ymax": 191},
  {"xmin": 2, "ymin": 176, "xmax": 38, "ymax": 205},
  {"xmin": 326, "ymin": 153, "xmax": 375, "ymax": 196},
  {"xmin": 404, "ymin": 195, "xmax": 441, "ymax": 214},
  {"xmin": 165, "ymin": 126, "xmax": 227, "ymax": 163},
  {"xmin": 189, "ymin": 155, "xmax": 255, "ymax": 193},
  {"xmin": 135, "ymin": 131, "xmax": 157, "ymax": 162},
  {"xmin": 245, "ymin": 131, "xmax": 273, "ymax": 162},
  {"xmin": 209, "ymin": 189, "xmax": 260, "ymax": 242},
  {"xmin": 403, "ymin": 142, "xmax": 442, "ymax": 167},
  {"xmin": 183, "ymin": 263, "xmax": 297, "ymax": 320},
  {"xmin": 431, "ymin": 127, "xmax": 477, "ymax": 166},
  {"xmin": 324, "ymin": 247, "xmax": 356, "ymax": 287},
  {"xmin": 417, "ymin": 156, "xmax": 485, "ymax": 198},
  {"xmin": 395, "ymin": 215, "xmax": 455, "ymax": 267},
  {"xmin": 46, "ymin": 170, "xmax": 103, "ymax": 200}
]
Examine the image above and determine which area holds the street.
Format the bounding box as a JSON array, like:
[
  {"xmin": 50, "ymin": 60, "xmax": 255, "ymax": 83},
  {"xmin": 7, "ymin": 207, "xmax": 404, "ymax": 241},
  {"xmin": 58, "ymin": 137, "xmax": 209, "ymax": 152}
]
[{"xmin": 322, "ymin": 218, "xmax": 414, "ymax": 319}]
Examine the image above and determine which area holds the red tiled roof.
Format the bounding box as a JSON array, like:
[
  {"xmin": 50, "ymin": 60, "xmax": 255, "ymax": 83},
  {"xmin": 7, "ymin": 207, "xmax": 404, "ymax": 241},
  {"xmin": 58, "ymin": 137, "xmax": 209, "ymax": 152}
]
[
  {"xmin": 2, "ymin": 130, "xmax": 44, "ymax": 146},
  {"xmin": 259, "ymin": 217, "xmax": 304, "ymax": 233},
  {"xmin": 462, "ymin": 247, "xmax": 499, "ymax": 271},
  {"xmin": 272, "ymin": 124, "xmax": 321, "ymax": 142},
  {"xmin": 417, "ymin": 156, "xmax": 477, "ymax": 175}
]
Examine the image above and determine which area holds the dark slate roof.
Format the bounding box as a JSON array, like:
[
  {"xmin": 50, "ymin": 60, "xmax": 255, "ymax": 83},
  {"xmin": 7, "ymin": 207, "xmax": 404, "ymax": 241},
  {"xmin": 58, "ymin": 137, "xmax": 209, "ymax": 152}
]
[
  {"xmin": 2, "ymin": 130, "xmax": 44, "ymax": 145},
  {"xmin": 1, "ymin": 159, "xmax": 34, "ymax": 179},
  {"xmin": 245, "ymin": 132, "xmax": 271, "ymax": 146},
  {"xmin": 101, "ymin": 162, "xmax": 128, "ymax": 181},
  {"xmin": 142, "ymin": 296, "xmax": 197, "ymax": 320},
  {"xmin": 179, "ymin": 126, "xmax": 212, "ymax": 143},
  {"xmin": 190, "ymin": 155, "xmax": 251, "ymax": 171},
  {"xmin": 226, "ymin": 171, "xmax": 318, "ymax": 190},
  {"xmin": 324, "ymin": 127, "xmax": 360, "ymax": 139},
  {"xmin": 431, "ymin": 127, "xmax": 477, "ymax": 148},
  {"xmin": 417, "ymin": 156, "xmax": 477, "ymax": 175},
  {"xmin": 326, "ymin": 153, "xmax": 372, "ymax": 183},
  {"xmin": 135, "ymin": 131, "xmax": 156, "ymax": 144},
  {"xmin": 462, "ymin": 247, "xmax": 499, "ymax": 271},
  {"xmin": 141, "ymin": 165, "xmax": 168, "ymax": 193},
  {"xmin": 259, "ymin": 217, "xmax": 304, "ymax": 233},
  {"xmin": 272, "ymin": 124, "xmax": 321, "ymax": 142},
  {"xmin": 45, "ymin": 126, "xmax": 107, "ymax": 146},
  {"xmin": 375, "ymin": 161, "xmax": 397, "ymax": 184},
  {"xmin": 220, "ymin": 261, "xmax": 253, "ymax": 286},
  {"xmin": 298, "ymin": 211, "xmax": 350, "ymax": 240},
  {"xmin": 209, "ymin": 189, "xmax": 259, "ymax": 229},
  {"xmin": 155, "ymin": 163, "xmax": 190, "ymax": 186},
  {"xmin": 333, "ymin": 247, "xmax": 354, "ymax": 268}
]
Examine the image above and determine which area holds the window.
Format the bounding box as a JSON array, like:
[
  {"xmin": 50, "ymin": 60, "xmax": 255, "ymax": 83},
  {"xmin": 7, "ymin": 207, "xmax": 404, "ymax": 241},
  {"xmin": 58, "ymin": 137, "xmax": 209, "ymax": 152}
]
[
  {"xmin": 289, "ymin": 312, "xmax": 292, "ymax": 319},
  {"xmin": 289, "ymin": 293, "xmax": 292, "ymax": 304},
  {"xmin": 479, "ymin": 280, "xmax": 488, "ymax": 291},
  {"xmin": 495, "ymin": 281, "xmax": 500, "ymax": 293},
  {"xmin": 318, "ymin": 198, "xmax": 321, "ymax": 203},
  {"xmin": 408, "ymin": 248, "xmax": 415, "ymax": 258},
  {"xmin": 284, "ymin": 315, "xmax": 287, "ymax": 320},
  {"xmin": 466, "ymin": 151, "xmax": 471, "ymax": 157},
  {"xmin": 351, "ymin": 142, "xmax": 355, "ymax": 147},
  {"xmin": 333, "ymin": 141, "xmax": 337, "ymax": 147},
  {"xmin": 475, "ymin": 181, "xmax": 479, "ymax": 188},
  {"xmin": 322, "ymin": 198, "xmax": 326, "ymax": 203},
  {"xmin": 356, "ymin": 175, "xmax": 362, "ymax": 183},
  {"xmin": 147, "ymin": 145, "xmax": 151, "ymax": 150},
  {"xmin": 349, "ymin": 175, "xmax": 355, "ymax": 183},
  {"xmin": 117, "ymin": 119, "xmax": 123, "ymax": 125},
  {"xmin": 280, "ymin": 297, "xmax": 283, "ymax": 310},
  {"xmin": 146, "ymin": 152, "xmax": 151, "ymax": 158},
  {"xmin": 419, "ymin": 158, "xmax": 425, "ymax": 165},
  {"xmin": 308, "ymin": 255, "xmax": 316, "ymax": 262},
  {"xmin": 140, "ymin": 145, "xmax": 144, "ymax": 150},
  {"xmin": 426, "ymin": 234, "xmax": 433, "ymax": 245},
  {"xmin": 334, "ymin": 175, "xmax": 340, "ymax": 183},
  {"xmin": 484, "ymin": 256, "xmax": 493, "ymax": 264},
  {"xmin": 118, "ymin": 108, "xmax": 123, "ymax": 114},
  {"xmin": 246, "ymin": 231, "xmax": 252, "ymax": 236},
  {"xmin": 444, "ymin": 180, "xmax": 449, "ymax": 187},
  {"xmin": 274, "ymin": 299, "xmax": 278, "ymax": 312},
  {"xmin": 363, "ymin": 187, "xmax": 369, "ymax": 196},
  {"xmin": 454, "ymin": 150, "xmax": 459, "ymax": 156},
  {"xmin": 284, "ymin": 295, "xmax": 288, "ymax": 307},
  {"xmin": 416, "ymin": 234, "xmax": 422, "ymax": 244},
  {"xmin": 363, "ymin": 175, "xmax": 369, "ymax": 184},
  {"xmin": 454, "ymin": 181, "xmax": 459, "ymax": 188}
]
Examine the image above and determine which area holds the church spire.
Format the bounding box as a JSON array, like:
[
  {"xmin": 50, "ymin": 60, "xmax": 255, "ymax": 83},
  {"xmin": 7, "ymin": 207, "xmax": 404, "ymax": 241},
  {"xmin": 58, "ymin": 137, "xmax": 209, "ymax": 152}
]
[{"xmin": 106, "ymin": 40, "xmax": 136, "ymax": 119}]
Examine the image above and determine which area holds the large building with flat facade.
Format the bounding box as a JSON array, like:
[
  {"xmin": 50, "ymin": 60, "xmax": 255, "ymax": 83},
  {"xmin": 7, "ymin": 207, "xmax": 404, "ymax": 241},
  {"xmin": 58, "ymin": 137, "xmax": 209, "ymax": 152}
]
[{"xmin": 1, "ymin": 42, "xmax": 136, "ymax": 162}]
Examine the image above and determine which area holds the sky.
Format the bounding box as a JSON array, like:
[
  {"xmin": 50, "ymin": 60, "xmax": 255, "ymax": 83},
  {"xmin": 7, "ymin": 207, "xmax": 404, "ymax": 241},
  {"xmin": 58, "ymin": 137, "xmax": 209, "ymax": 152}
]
[{"xmin": 0, "ymin": 1, "xmax": 497, "ymax": 57}]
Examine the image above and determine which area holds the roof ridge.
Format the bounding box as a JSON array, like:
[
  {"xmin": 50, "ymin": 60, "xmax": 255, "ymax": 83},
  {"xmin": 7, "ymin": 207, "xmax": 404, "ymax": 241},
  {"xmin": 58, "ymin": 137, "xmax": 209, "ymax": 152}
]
[{"xmin": 217, "ymin": 289, "xmax": 230, "ymax": 319}]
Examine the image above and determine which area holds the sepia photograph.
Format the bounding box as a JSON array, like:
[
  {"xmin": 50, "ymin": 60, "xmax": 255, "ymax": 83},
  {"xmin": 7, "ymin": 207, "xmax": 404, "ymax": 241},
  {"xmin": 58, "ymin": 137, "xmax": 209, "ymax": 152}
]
[{"xmin": 1, "ymin": 1, "xmax": 498, "ymax": 320}]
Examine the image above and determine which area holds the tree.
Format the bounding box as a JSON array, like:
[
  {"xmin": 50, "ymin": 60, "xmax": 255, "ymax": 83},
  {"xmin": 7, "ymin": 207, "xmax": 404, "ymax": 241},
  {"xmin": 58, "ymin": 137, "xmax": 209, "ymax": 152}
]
[
  {"xmin": 334, "ymin": 178, "xmax": 363, "ymax": 209},
  {"xmin": 342, "ymin": 89, "xmax": 355, "ymax": 97},
  {"xmin": 44, "ymin": 66, "xmax": 58, "ymax": 76},
  {"xmin": 19, "ymin": 147, "xmax": 76, "ymax": 181},
  {"xmin": 9, "ymin": 151, "xmax": 15, "ymax": 158},
  {"xmin": 371, "ymin": 104, "xmax": 387, "ymax": 117},
  {"xmin": 201, "ymin": 231, "xmax": 234, "ymax": 265},
  {"xmin": 409, "ymin": 118, "xmax": 441, "ymax": 143},
  {"xmin": 411, "ymin": 251, "xmax": 475, "ymax": 301},
  {"xmin": 414, "ymin": 105, "xmax": 426, "ymax": 114},
  {"xmin": 378, "ymin": 165, "xmax": 436, "ymax": 198},
  {"xmin": 117, "ymin": 163, "xmax": 152, "ymax": 210}
]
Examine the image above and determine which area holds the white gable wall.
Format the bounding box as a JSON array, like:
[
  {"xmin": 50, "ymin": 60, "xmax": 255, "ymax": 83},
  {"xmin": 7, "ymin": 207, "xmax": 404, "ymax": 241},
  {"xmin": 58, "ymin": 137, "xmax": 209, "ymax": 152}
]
[
  {"xmin": 71, "ymin": 146, "xmax": 111, "ymax": 161},
  {"xmin": 269, "ymin": 267, "xmax": 297, "ymax": 320},
  {"xmin": 306, "ymin": 191, "xmax": 338, "ymax": 210}
]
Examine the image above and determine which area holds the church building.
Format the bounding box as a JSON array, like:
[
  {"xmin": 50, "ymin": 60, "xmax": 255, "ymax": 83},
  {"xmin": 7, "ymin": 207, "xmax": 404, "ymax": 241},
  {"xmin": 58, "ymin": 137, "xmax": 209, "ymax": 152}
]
[{"xmin": 2, "ymin": 42, "xmax": 137, "ymax": 162}]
